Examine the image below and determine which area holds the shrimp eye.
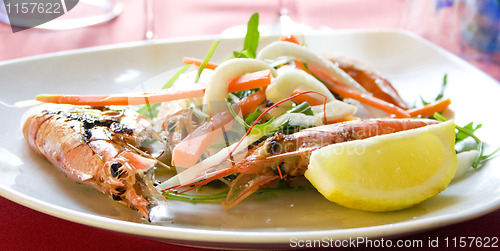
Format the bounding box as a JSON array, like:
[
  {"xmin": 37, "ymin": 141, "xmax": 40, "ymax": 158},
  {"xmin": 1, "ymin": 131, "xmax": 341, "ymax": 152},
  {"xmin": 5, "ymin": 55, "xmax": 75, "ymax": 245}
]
[
  {"xmin": 110, "ymin": 162, "xmax": 123, "ymax": 178},
  {"xmin": 167, "ymin": 121, "xmax": 176, "ymax": 133},
  {"xmin": 115, "ymin": 186, "xmax": 127, "ymax": 195},
  {"xmin": 110, "ymin": 122, "xmax": 134, "ymax": 135},
  {"xmin": 112, "ymin": 194, "xmax": 123, "ymax": 201},
  {"xmin": 268, "ymin": 140, "xmax": 279, "ymax": 154}
]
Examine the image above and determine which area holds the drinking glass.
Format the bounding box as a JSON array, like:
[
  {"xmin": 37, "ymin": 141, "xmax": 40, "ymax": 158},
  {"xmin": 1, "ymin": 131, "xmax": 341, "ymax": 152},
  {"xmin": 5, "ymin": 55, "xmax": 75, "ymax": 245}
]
[
  {"xmin": 144, "ymin": 0, "xmax": 154, "ymax": 40},
  {"xmin": 0, "ymin": 0, "xmax": 123, "ymax": 31},
  {"xmin": 221, "ymin": 0, "xmax": 314, "ymax": 37}
]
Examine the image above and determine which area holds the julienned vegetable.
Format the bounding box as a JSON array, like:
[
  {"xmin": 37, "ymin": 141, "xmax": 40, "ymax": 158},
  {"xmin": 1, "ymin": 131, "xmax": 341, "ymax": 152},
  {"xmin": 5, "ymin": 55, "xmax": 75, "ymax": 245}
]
[
  {"xmin": 227, "ymin": 69, "xmax": 272, "ymax": 93},
  {"xmin": 35, "ymin": 85, "xmax": 208, "ymax": 106},
  {"xmin": 195, "ymin": 40, "xmax": 220, "ymax": 82},
  {"xmin": 35, "ymin": 69, "xmax": 272, "ymax": 106},
  {"xmin": 171, "ymin": 89, "xmax": 266, "ymax": 168},
  {"xmin": 408, "ymin": 98, "xmax": 451, "ymax": 118}
]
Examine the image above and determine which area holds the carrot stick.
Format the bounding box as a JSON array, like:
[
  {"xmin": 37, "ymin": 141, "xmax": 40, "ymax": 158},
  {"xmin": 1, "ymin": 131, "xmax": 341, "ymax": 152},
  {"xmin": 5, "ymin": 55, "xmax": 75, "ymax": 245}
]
[
  {"xmin": 408, "ymin": 98, "xmax": 451, "ymax": 118},
  {"xmin": 35, "ymin": 69, "xmax": 271, "ymax": 106},
  {"xmin": 279, "ymin": 35, "xmax": 301, "ymax": 45},
  {"xmin": 35, "ymin": 84, "xmax": 207, "ymax": 106},
  {"xmin": 236, "ymin": 89, "xmax": 266, "ymax": 115},
  {"xmin": 171, "ymin": 90, "xmax": 266, "ymax": 168},
  {"xmin": 171, "ymin": 110, "xmax": 234, "ymax": 168},
  {"xmin": 183, "ymin": 57, "xmax": 219, "ymax": 70},
  {"xmin": 227, "ymin": 69, "xmax": 272, "ymax": 93},
  {"xmin": 291, "ymin": 88, "xmax": 324, "ymax": 106},
  {"xmin": 325, "ymin": 83, "xmax": 411, "ymax": 118}
]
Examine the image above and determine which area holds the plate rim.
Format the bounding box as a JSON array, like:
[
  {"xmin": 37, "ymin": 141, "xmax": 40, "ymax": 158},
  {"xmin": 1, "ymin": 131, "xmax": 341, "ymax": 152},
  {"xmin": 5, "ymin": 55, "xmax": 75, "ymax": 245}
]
[{"xmin": 2, "ymin": 185, "xmax": 499, "ymax": 244}]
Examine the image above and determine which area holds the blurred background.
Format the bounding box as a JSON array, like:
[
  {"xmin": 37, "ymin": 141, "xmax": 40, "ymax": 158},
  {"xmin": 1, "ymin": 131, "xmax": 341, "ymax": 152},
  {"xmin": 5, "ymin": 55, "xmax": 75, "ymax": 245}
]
[{"xmin": 1, "ymin": 0, "xmax": 498, "ymax": 80}]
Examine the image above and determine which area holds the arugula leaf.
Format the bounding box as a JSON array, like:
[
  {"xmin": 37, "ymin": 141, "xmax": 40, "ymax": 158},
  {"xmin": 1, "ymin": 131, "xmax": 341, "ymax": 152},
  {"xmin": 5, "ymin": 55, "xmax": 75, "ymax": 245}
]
[
  {"xmin": 226, "ymin": 100, "xmax": 250, "ymax": 128},
  {"xmin": 287, "ymin": 102, "xmax": 314, "ymax": 116},
  {"xmin": 233, "ymin": 13, "xmax": 260, "ymax": 59},
  {"xmin": 476, "ymin": 147, "xmax": 500, "ymax": 166},
  {"xmin": 456, "ymin": 122, "xmax": 482, "ymax": 143},
  {"xmin": 433, "ymin": 112, "xmax": 499, "ymax": 168},
  {"xmin": 249, "ymin": 118, "xmax": 277, "ymax": 137},
  {"xmin": 434, "ymin": 74, "xmax": 448, "ymax": 101},
  {"xmin": 244, "ymin": 108, "xmax": 263, "ymax": 125},
  {"xmin": 196, "ymin": 40, "xmax": 220, "ymax": 82},
  {"xmin": 420, "ymin": 74, "xmax": 448, "ymax": 105},
  {"xmin": 230, "ymin": 88, "xmax": 259, "ymax": 101},
  {"xmin": 225, "ymin": 100, "xmax": 274, "ymax": 134}
]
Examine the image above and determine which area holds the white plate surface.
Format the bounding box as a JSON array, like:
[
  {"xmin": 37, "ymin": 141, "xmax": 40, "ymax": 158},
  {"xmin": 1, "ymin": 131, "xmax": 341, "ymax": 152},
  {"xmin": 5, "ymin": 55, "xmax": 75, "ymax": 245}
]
[{"xmin": 1, "ymin": 31, "xmax": 500, "ymax": 249}]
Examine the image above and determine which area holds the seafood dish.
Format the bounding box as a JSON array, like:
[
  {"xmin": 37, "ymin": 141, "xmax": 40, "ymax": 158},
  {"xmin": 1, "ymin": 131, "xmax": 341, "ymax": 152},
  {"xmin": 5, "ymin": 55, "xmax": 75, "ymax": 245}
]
[{"xmin": 20, "ymin": 13, "xmax": 498, "ymax": 223}]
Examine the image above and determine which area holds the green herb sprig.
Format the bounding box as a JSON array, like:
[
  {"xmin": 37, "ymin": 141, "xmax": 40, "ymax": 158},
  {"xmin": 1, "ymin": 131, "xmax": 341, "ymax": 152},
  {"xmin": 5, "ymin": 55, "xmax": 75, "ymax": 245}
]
[
  {"xmin": 164, "ymin": 185, "xmax": 312, "ymax": 204},
  {"xmin": 225, "ymin": 99, "xmax": 275, "ymax": 131},
  {"xmin": 433, "ymin": 112, "xmax": 499, "ymax": 168},
  {"xmin": 196, "ymin": 40, "xmax": 220, "ymax": 82},
  {"xmin": 165, "ymin": 190, "xmax": 229, "ymax": 203},
  {"xmin": 419, "ymin": 74, "xmax": 448, "ymax": 106},
  {"xmin": 287, "ymin": 102, "xmax": 314, "ymax": 116},
  {"xmin": 233, "ymin": 13, "xmax": 260, "ymax": 59}
]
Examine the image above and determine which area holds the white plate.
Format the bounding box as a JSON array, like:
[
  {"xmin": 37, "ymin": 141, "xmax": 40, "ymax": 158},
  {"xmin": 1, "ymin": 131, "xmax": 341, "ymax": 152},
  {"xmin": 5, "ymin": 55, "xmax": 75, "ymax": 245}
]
[{"xmin": 1, "ymin": 31, "xmax": 500, "ymax": 249}]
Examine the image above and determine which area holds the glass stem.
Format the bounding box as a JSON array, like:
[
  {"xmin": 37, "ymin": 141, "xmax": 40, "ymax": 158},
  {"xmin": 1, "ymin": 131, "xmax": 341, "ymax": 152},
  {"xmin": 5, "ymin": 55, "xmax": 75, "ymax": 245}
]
[{"xmin": 144, "ymin": 0, "xmax": 155, "ymax": 40}]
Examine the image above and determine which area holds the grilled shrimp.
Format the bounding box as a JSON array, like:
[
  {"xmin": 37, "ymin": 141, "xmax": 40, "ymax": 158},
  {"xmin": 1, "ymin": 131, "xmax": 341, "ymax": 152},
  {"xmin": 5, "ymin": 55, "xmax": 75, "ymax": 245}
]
[
  {"xmin": 174, "ymin": 118, "xmax": 439, "ymax": 210},
  {"xmin": 22, "ymin": 104, "xmax": 170, "ymax": 222}
]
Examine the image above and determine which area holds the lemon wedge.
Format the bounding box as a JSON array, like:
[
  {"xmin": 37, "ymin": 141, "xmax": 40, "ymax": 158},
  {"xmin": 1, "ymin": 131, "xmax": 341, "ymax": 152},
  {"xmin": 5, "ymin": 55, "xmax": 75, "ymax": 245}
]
[{"xmin": 304, "ymin": 120, "xmax": 457, "ymax": 212}]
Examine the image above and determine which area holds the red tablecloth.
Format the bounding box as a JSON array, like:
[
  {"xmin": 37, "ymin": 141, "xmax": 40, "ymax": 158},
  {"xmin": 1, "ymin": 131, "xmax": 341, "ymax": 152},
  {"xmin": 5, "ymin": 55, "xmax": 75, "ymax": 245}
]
[{"xmin": 1, "ymin": 0, "xmax": 499, "ymax": 250}]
